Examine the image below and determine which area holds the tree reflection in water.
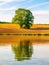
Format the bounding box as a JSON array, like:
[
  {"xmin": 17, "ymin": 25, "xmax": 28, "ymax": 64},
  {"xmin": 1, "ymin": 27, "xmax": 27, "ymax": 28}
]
[{"xmin": 11, "ymin": 40, "xmax": 33, "ymax": 61}]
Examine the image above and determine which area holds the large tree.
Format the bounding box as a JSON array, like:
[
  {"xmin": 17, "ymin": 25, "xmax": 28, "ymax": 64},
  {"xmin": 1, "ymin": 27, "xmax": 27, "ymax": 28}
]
[{"xmin": 12, "ymin": 8, "xmax": 34, "ymax": 29}]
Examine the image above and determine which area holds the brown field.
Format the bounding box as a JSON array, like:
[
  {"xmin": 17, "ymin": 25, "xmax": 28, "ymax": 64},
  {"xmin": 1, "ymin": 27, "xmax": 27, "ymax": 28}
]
[
  {"xmin": 0, "ymin": 24, "xmax": 49, "ymax": 34},
  {"xmin": 0, "ymin": 24, "xmax": 49, "ymax": 45},
  {"xmin": 31, "ymin": 24, "xmax": 49, "ymax": 28}
]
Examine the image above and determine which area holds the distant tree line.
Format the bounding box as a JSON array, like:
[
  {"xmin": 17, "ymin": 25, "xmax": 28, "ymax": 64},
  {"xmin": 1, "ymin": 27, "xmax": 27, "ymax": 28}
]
[{"xmin": 0, "ymin": 21, "xmax": 11, "ymax": 24}]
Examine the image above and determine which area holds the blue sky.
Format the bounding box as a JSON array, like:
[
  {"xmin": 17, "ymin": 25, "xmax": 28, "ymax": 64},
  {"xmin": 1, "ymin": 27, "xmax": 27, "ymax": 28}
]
[{"xmin": 0, "ymin": 0, "xmax": 49, "ymax": 24}]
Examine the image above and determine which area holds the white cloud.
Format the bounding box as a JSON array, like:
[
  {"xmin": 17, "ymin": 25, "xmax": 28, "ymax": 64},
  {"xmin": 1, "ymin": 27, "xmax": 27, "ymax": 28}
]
[
  {"xmin": 0, "ymin": 13, "xmax": 13, "ymax": 22},
  {"xmin": 1, "ymin": 0, "xmax": 12, "ymax": 2},
  {"xmin": 0, "ymin": 0, "xmax": 13, "ymax": 6},
  {"xmin": 33, "ymin": 11, "xmax": 49, "ymax": 15},
  {"xmin": 0, "ymin": 0, "xmax": 26, "ymax": 6},
  {"xmin": 0, "ymin": 0, "xmax": 24, "ymax": 2},
  {"xmin": 28, "ymin": 2, "xmax": 49, "ymax": 9},
  {"xmin": 0, "ymin": 9, "xmax": 14, "ymax": 22},
  {"xmin": 0, "ymin": 2, "xmax": 5, "ymax": 6},
  {"xmin": 32, "ymin": 11, "xmax": 49, "ymax": 24},
  {"xmin": 0, "ymin": 6, "xmax": 16, "ymax": 11}
]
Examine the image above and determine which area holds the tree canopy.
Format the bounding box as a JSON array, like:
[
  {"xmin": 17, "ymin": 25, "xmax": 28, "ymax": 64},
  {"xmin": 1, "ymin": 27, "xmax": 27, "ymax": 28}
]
[{"xmin": 12, "ymin": 8, "xmax": 34, "ymax": 29}]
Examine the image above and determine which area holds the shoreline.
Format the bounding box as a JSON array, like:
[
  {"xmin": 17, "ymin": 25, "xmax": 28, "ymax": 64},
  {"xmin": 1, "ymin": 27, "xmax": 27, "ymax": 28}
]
[{"xmin": 0, "ymin": 35, "xmax": 49, "ymax": 44}]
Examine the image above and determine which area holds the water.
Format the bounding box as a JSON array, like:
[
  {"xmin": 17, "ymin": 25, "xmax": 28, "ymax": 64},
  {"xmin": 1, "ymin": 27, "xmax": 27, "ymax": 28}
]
[{"xmin": 0, "ymin": 36, "xmax": 49, "ymax": 65}]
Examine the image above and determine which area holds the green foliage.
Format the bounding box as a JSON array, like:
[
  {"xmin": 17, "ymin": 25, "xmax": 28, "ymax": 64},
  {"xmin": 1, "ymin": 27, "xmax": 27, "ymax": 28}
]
[
  {"xmin": 12, "ymin": 8, "xmax": 34, "ymax": 29},
  {"xmin": 11, "ymin": 40, "xmax": 33, "ymax": 61}
]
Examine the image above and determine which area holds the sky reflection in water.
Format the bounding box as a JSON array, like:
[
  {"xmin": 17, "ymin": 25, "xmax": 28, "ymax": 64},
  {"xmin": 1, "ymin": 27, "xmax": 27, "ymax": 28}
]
[{"xmin": 0, "ymin": 39, "xmax": 49, "ymax": 65}]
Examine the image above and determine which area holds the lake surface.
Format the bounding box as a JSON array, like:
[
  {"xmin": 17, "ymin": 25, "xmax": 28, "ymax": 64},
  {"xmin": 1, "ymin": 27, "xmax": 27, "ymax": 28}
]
[{"xmin": 0, "ymin": 36, "xmax": 49, "ymax": 65}]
